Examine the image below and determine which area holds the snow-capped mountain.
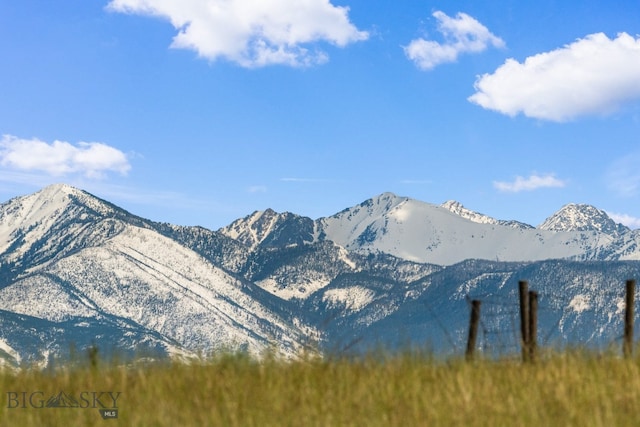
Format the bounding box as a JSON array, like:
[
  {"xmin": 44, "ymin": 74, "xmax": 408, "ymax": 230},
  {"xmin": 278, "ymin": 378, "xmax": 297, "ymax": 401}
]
[
  {"xmin": 221, "ymin": 192, "xmax": 639, "ymax": 267},
  {"xmin": 1, "ymin": 184, "xmax": 639, "ymax": 364},
  {"xmin": 315, "ymin": 193, "xmax": 637, "ymax": 265},
  {"xmin": 220, "ymin": 208, "xmax": 316, "ymax": 251},
  {"xmin": 0, "ymin": 184, "xmax": 308, "ymax": 364},
  {"xmin": 539, "ymin": 203, "xmax": 630, "ymax": 237}
]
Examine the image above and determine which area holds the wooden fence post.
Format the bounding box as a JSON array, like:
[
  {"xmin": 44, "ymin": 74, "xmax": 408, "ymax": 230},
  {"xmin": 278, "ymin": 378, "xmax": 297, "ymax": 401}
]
[
  {"xmin": 519, "ymin": 280, "xmax": 530, "ymax": 362},
  {"xmin": 624, "ymin": 279, "xmax": 636, "ymax": 358},
  {"xmin": 466, "ymin": 300, "xmax": 481, "ymax": 361},
  {"xmin": 529, "ymin": 291, "xmax": 538, "ymax": 363}
]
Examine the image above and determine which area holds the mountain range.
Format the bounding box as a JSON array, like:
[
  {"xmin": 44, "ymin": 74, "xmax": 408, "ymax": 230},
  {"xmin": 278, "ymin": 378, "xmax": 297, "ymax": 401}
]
[{"xmin": 0, "ymin": 184, "xmax": 639, "ymax": 365}]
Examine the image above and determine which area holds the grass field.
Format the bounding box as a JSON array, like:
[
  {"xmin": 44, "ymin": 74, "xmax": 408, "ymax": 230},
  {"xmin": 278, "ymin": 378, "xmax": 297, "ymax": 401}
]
[{"xmin": 1, "ymin": 349, "xmax": 639, "ymax": 426}]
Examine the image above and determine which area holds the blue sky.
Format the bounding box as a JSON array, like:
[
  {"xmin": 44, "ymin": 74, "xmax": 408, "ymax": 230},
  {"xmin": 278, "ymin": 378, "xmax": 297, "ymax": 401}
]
[{"xmin": 1, "ymin": 0, "xmax": 640, "ymax": 229}]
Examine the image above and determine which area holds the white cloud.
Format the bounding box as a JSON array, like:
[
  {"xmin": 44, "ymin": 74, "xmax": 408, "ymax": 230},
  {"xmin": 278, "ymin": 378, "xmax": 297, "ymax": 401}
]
[
  {"xmin": 469, "ymin": 33, "xmax": 640, "ymax": 121},
  {"xmin": 493, "ymin": 173, "xmax": 566, "ymax": 193},
  {"xmin": 606, "ymin": 151, "xmax": 640, "ymax": 197},
  {"xmin": 607, "ymin": 212, "xmax": 640, "ymax": 230},
  {"xmin": 404, "ymin": 11, "xmax": 504, "ymax": 70},
  {"xmin": 107, "ymin": 0, "xmax": 368, "ymax": 68},
  {"xmin": 0, "ymin": 135, "xmax": 130, "ymax": 178}
]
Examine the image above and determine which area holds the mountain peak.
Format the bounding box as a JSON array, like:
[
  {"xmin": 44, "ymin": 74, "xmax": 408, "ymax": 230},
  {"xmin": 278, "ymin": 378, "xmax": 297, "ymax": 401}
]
[
  {"xmin": 376, "ymin": 191, "xmax": 400, "ymax": 199},
  {"xmin": 538, "ymin": 203, "xmax": 629, "ymax": 236},
  {"xmin": 219, "ymin": 208, "xmax": 316, "ymax": 250},
  {"xmin": 441, "ymin": 200, "xmax": 463, "ymax": 210},
  {"xmin": 360, "ymin": 192, "xmax": 408, "ymax": 212},
  {"xmin": 34, "ymin": 183, "xmax": 86, "ymax": 200},
  {"xmin": 327, "ymin": 192, "xmax": 409, "ymax": 226},
  {"xmin": 41, "ymin": 182, "xmax": 77, "ymax": 193},
  {"xmin": 369, "ymin": 191, "xmax": 404, "ymax": 204},
  {"xmin": 1, "ymin": 184, "xmax": 82, "ymax": 226},
  {"xmin": 219, "ymin": 209, "xmax": 279, "ymax": 248}
]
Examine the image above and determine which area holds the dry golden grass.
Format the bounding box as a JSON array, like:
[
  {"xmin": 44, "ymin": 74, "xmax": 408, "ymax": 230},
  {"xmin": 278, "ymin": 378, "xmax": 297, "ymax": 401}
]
[{"xmin": 1, "ymin": 349, "xmax": 640, "ymax": 426}]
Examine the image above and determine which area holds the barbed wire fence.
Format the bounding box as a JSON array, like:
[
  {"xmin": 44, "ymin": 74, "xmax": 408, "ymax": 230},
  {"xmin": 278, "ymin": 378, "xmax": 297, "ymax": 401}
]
[{"xmin": 462, "ymin": 279, "xmax": 637, "ymax": 361}]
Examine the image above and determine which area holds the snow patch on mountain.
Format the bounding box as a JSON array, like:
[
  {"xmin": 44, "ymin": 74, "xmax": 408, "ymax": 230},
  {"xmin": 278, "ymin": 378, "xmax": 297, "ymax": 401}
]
[
  {"xmin": 318, "ymin": 193, "xmax": 408, "ymax": 246},
  {"xmin": 219, "ymin": 208, "xmax": 316, "ymax": 250},
  {"xmin": 0, "ymin": 274, "xmax": 97, "ymax": 322},
  {"xmin": 454, "ymin": 272, "xmax": 513, "ymax": 299},
  {"xmin": 441, "ymin": 200, "xmax": 496, "ymax": 224},
  {"xmin": 221, "ymin": 209, "xmax": 280, "ymax": 249},
  {"xmin": 0, "ymin": 338, "xmax": 20, "ymax": 365},
  {"xmin": 569, "ymin": 295, "xmax": 591, "ymax": 313},
  {"xmin": 256, "ymin": 277, "xmax": 330, "ymax": 300},
  {"xmin": 323, "ymin": 286, "xmax": 377, "ymax": 312},
  {"xmin": 441, "ymin": 200, "xmax": 533, "ymax": 229},
  {"xmin": 337, "ymin": 246, "xmax": 357, "ymax": 270}
]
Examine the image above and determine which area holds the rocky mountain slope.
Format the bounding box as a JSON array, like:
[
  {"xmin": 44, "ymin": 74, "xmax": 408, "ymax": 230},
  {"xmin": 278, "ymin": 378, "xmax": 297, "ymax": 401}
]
[
  {"xmin": 224, "ymin": 192, "xmax": 639, "ymax": 266},
  {"xmin": 0, "ymin": 185, "xmax": 308, "ymax": 365},
  {"xmin": 1, "ymin": 184, "xmax": 639, "ymax": 364}
]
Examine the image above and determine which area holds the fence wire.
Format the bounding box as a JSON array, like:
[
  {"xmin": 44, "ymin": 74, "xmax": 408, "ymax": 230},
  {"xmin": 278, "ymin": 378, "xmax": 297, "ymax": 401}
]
[{"xmin": 461, "ymin": 279, "xmax": 637, "ymax": 358}]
